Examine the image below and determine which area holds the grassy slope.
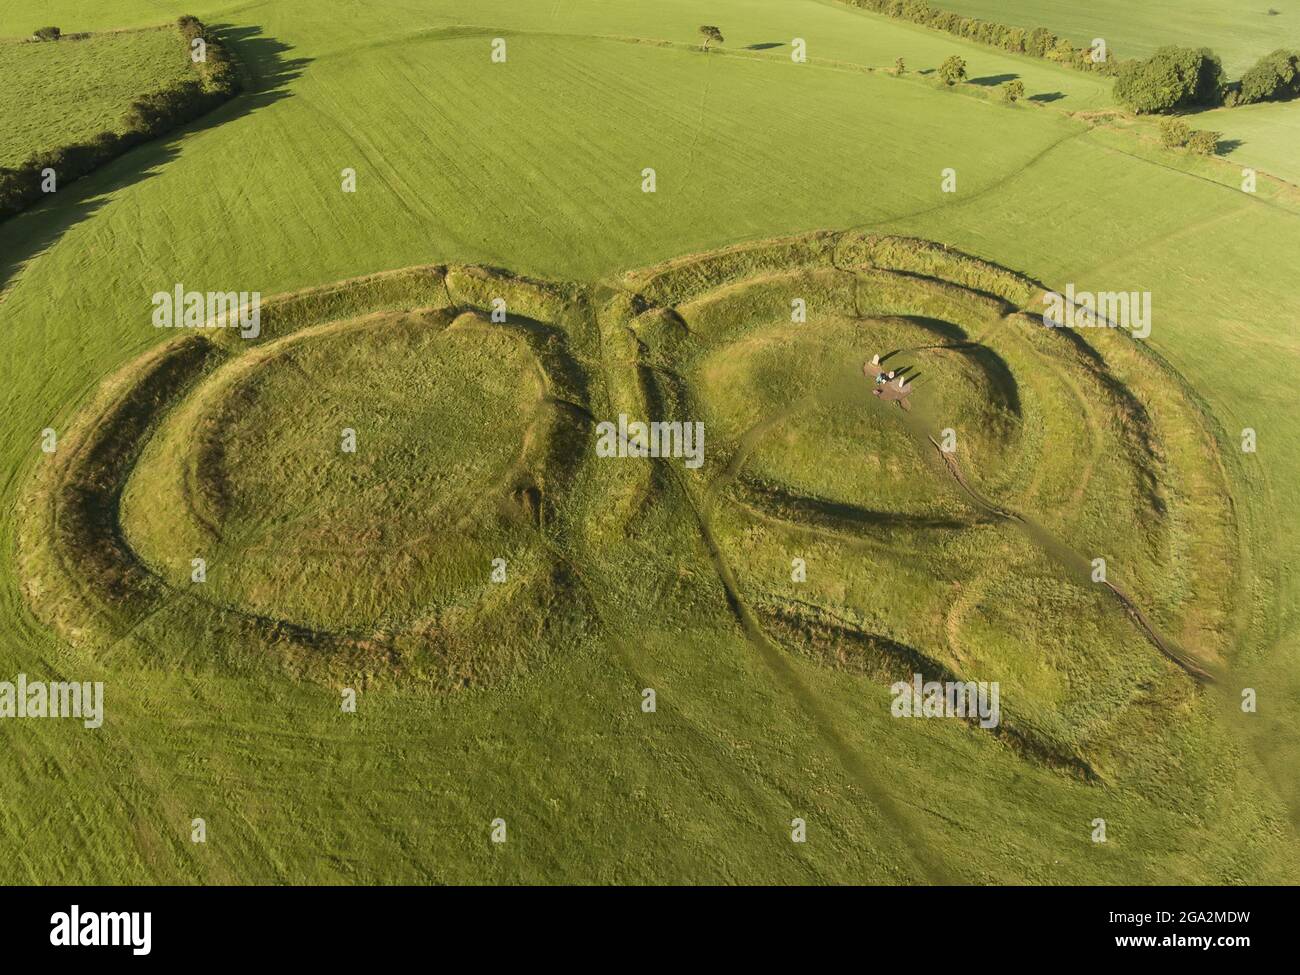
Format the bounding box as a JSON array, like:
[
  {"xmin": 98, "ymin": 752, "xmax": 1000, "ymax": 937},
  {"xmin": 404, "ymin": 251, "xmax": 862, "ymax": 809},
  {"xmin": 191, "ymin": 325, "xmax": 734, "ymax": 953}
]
[
  {"xmin": 0, "ymin": 28, "xmax": 195, "ymax": 168},
  {"xmin": 0, "ymin": 0, "xmax": 1297, "ymax": 882}
]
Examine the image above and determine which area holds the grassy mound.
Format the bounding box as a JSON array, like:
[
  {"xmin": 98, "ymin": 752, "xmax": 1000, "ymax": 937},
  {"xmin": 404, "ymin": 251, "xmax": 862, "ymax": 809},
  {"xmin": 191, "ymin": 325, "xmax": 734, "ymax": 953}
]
[
  {"xmin": 14, "ymin": 233, "xmax": 1248, "ymax": 873},
  {"xmin": 124, "ymin": 309, "xmax": 553, "ymax": 629},
  {"xmin": 19, "ymin": 267, "xmax": 596, "ymax": 689},
  {"xmin": 19, "ymin": 236, "xmax": 1236, "ymax": 726},
  {"xmin": 1, "ymin": 0, "xmax": 1294, "ymax": 885},
  {"xmin": 601, "ymin": 232, "xmax": 1237, "ymax": 777}
]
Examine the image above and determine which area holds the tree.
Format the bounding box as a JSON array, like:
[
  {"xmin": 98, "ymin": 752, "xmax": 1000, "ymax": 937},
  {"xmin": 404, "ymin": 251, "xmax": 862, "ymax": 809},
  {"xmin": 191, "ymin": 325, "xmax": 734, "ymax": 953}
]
[
  {"xmin": 1234, "ymin": 49, "xmax": 1300, "ymax": 105},
  {"xmin": 895, "ymin": 57, "xmax": 906, "ymax": 75},
  {"xmin": 33, "ymin": 26, "xmax": 61, "ymax": 41},
  {"xmin": 1025, "ymin": 27, "xmax": 1055, "ymax": 58},
  {"xmin": 938, "ymin": 55, "xmax": 967, "ymax": 86},
  {"xmin": 1045, "ymin": 38, "xmax": 1076, "ymax": 64},
  {"xmin": 698, "ymin": 25, "xmax": 724, "ymax": 51},
  {"xmin": 1158, "ymin": 118, "xmax": 1191, "ymax": 148},
  {"xmin": 1114, "ymin": 46, "xmax": 1224, "ymax": 114},
  {"xmin": 1187, "ymin": 129, "xmax": 1220, "ymax": 155},
  {"xmin": 1003, "ymin": 27, "xmax": 1027, "ymax": 54},
  {"xmin": 1002, "ymin": 79, "xmax": 1025, "ymax": 102}
]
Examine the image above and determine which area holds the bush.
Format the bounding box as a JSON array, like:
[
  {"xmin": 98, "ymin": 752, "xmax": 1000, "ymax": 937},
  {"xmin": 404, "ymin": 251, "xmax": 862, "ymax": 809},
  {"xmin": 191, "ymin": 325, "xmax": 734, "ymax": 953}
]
[
  {"xmin": 1235, "ymin": 49, "xmax": 1300, "ymax": 105},
  {"xmin": 1187, "ymin": 129, "xmax": 1220, "ymax": 155},
  {"xmin": 938, "ymin": 55, "xmax": 967, "ymax": 86},
  {"xmin": 33, "ymin": 26, "xmax": 61, "ymax": 41},
  {"xmin": 177, "ymin": 15, "xmax": 204, "ymax": 41},
  {"xmin": 124, "ymin": 80, "xmax": 211, "ymax": 138},
  {"xmin": 697, "ymin": 25, "xmax": 724, "ymax": 50},
  {"xmin": 1114, "ymin": 46, "xmax": 1224, "ymax": 113},
  {"xmin": 1158, "ymin": 118, "xmax": 1191, "ymax": 148},
  {"xmin": 1025, "ymin": 27, "xmax": 1055, "ymax": 58},
  {"xmin": 1002, "ymin": 79, "xmax": 1025, "ymax": 102},
  {"xmin": 1045, "ymin": 38, "xmax": 1077, "ymax": 64}
]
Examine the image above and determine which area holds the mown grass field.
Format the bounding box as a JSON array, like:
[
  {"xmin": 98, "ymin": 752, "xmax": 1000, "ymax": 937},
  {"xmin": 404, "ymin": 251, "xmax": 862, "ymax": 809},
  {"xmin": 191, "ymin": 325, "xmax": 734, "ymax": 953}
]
[
  {"xmin": 1193, "ymin": 100, "xmax": 1300, "ymax": 185},
  {"xmin": 937, "ymin": 0, "xmax": 1300, "ymax": 74},
  {"xmin": 0, "ymin": 27, "xmax": 195, "ymax": 167},
  {"xmin": 1, "ymin": 0, "xmax": 1298, "ymax": 884}
]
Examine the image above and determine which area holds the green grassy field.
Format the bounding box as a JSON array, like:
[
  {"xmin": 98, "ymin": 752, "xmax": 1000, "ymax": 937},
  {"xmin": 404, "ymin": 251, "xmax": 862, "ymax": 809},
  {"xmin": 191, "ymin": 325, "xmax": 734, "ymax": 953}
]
[
  {"xmin": 1191, "ymin": 100, "xmax": 1300, "ymax": 184},
  {"xmin": 0, "ymin": 27, "xmax": 195, "ymax": 168},
  {"xmin": 1, "ymin": 0, "xmax": 1298, "ymax": 884},
  {"xmin": 937, "ymin": 0, "xmax": 1300, "ymax": 74}
]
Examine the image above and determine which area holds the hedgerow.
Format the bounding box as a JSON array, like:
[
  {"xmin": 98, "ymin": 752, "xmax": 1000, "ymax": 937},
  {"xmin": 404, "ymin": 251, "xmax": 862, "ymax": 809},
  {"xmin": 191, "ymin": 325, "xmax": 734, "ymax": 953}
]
[{"xmin": 839, "ymin": 0, "xmax": 1126, "ymax": 76}]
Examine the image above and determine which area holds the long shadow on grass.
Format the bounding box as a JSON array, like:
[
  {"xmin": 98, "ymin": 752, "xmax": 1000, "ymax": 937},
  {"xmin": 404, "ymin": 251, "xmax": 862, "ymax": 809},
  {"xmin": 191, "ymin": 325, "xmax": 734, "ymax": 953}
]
[
  {"xmin": 0, "ymin": 25, "xmax": 309, "ymax": 298},
  {"xmin": 215, "ymin": 23, "xmax": 312, "ymax": 101}
]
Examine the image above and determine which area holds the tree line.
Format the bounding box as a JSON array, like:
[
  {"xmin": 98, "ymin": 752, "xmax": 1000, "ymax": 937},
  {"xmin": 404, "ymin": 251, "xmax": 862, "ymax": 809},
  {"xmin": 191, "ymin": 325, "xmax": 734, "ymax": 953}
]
[
  {"xmin": 1114, "ymin": 46, "xmax": 1300, "ymax": 113},
  {"xmin": 842, "ymin": 0, "xmax": 1121, "ymax": 75}
]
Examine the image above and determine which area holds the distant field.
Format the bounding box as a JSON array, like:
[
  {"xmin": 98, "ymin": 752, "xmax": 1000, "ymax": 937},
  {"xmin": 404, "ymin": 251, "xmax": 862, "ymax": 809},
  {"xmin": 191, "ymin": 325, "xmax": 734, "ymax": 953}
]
[
  {"xmin": 1195, "ymin": 100, "xmax": 1300, "ymax": 185},
  {"xmin": 936, "ymin": 0, "xmax": 1300, "ymax": 74},
  {"xmin": 927, "ymin": 0, "xmax": 1300, "ymax": 185},
  {"xmin": 0, "ymin": 28, "xmax": 194, "ymax": 168}
]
